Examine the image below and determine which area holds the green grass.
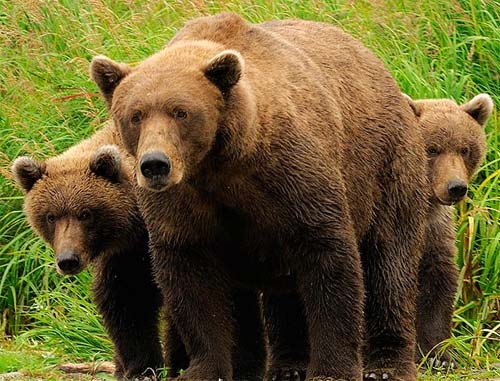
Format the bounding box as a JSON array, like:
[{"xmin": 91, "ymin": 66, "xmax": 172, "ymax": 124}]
[
  {"xmin": 0, "ymin": 341, "xmax": 115, "ymax": 380},
  {"xmin": 0, "ymin": 0, "xmax": 499, "ymax": 378}
]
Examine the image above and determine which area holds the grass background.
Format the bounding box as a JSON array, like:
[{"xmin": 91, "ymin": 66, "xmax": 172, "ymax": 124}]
[{"xmin": 0, "ymin": 0, "xmax": 499, "ymax": 379}]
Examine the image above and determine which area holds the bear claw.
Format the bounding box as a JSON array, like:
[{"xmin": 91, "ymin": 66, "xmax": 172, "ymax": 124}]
[
  {"xmin": 270, "ymin": 367, "xmax": 306, "ymax": 381},
  {"xmin": 363, "ymin": 372, "xmax": 391, "ymax": 380},
  {"xmin": 425, "ymin": 357, "xmax": 456, "ymax": 370}
]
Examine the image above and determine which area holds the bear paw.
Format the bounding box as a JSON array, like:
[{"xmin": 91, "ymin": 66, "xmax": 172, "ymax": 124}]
[
  {"xmin": 270, "ymin": 367, "xmax": 306, "ymax": 381},
  {"xmin": 424, "ymin": 356, "xmax": 456, "ymax": 371},
  {"xmin": 363, "ymin": 370, "xmax": 395, "ymax": 380}
]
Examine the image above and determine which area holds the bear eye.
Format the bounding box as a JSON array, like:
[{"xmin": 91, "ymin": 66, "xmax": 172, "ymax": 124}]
[
  {"xmin": 173, "ymin": 108, "xmax": 188, "ymax": 120},
  {"xmin": 46, "ymin": 214, "xmax": 56, "ymax": 224},
  {"xmin": 427, "ymin": 147, "xmax": 439, "ymax": 157},
  {"xmin": 79, "ymin": 210, "xmax": 92, "ymax": 221},
  {"xmin": 131, "ymin": 111, "xmax": 142, "ymax": 125},
  {"xmin": 461, "ymin": 146, "xmax": 470, "ymax": 156}
]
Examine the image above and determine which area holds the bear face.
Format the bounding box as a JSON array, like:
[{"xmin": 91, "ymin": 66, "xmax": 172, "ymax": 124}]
[
  {"xmin": 405, "ymin": 94, "xmax": 493, "ymax": 205},
  {"xmin": 90, "ymin": 44, "xmax": 248, "ymax": 192},
  {"xmin": 12, "ymin": 145, "xmax": 138, "ymax": 275}
]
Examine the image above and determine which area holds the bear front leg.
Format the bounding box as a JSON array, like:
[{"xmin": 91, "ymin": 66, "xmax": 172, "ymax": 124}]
[
  {"xmin": 262, "ymin": 292, "xmax": 308, "ymax": 381},
  {"xmin": 164, "ymin": 288, "xmax": 265, "ymax": 380},
  {"xmin": 292, "ymin": 227, "xmax": 365, "ymax": 381},
  {"xmin": 416, "ymin": 212, "xmax": 458, "ymax": 368},
  {"xmin": 92, "ymin": 246, "xmax": 163, "ymax": 380},
  {"xmin": 361, "ymin": 230, "xmax": 421, "ymax": 380},
  {"xmin": 231, "ymin": 288, "xmax": 266, "ymax": 381},
  {"xmin": 158, "ymin": 247, "xmax": 234, "ymax": 381},
  {"xmin": 163, "ymin": 312, "xmax": 190, "ymax": 377}
]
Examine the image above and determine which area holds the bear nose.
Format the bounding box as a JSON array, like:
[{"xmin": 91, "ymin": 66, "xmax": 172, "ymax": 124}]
[
  {"xmin": 140, "ymin": 152, "xmax": 171, "ymax": 179},
  {"xmin": 57, "ymin": 251, "xmax": 81, "ymax": 274},
  {"xmin": 447, "ymin": 179, "xmax": 468, "ymax": 200}
]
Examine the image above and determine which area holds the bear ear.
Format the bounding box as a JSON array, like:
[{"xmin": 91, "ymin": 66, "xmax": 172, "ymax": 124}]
[
  {"xmin": 402, "ymin": 93, "xmax": 421, "ymax": 117},
  {"xmin": 461, "ymin": 93, "xmax": 494, "ymax": 127},
  {"xmin": 203, "ymin": 50, "xmax": 244, "ymax": 95},
  {"xmin": 11, "ymin": 156, "xmax": 46, "ymax": 192},
  {"xmin": 90, "ymin": 55, "xmax": 131, "ymax": 107},
  {"xmin": 89, "ymin": 145, "xmax": 122, "ymax": 182}
]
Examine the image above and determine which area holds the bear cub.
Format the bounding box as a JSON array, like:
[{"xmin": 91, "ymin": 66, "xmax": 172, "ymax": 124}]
[
  {"xmin": 406, "ymin": 93, "xmax": 493, "ymax": 366},
  {"xmin": 11, "ymin": 123, "xmax": 176, "ymax": 380}
]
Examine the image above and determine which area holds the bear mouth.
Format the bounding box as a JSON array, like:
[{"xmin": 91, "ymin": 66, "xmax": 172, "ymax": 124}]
[
  {"xmin": 433, "ymin": 194, "xmax": 459, "ymax": 206},
  {"xmin": 142, "ymin": 176, "xmax": 171, "ymax": 192},
  {"xmin": 56, "ymin": 264, "xmax": 84, "ymax": 276},
  {"xmin": 138, "ymin": 168, "xmax": 184, "ymax": 193}
]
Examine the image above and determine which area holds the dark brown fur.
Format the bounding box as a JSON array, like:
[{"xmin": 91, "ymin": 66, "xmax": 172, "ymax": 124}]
[
  {"xmin": 91, "ymin": 13, "xmax": 428, "ymax": 381},
  {"xmin": 263, "ymin": 94, "xmax": 493, "ymax": 376},
  {"xmin": 11, "ymin": 124, "xmax": 172, "ymax": 380},
  {"xmin": 406, "ymin": 94, "xmax": 491, "ymax": 365},
  {"xmin": 12, "ymin": 121, "xmax": 269, "ymax": 380}
]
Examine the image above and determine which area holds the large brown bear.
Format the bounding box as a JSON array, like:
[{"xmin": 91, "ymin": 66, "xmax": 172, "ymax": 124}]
[
  {"xmin": 90, "ymin": 13, "xmax": 428, "ymax": 381},
  {"xmin": 11, "ymin": 123, "xmax": 184, "ymax": 380},
  {"xmin": 405, "ymin": 94, "xmax": 492, "ymax": 366},
  {"xmin": 262, "ymin": 93, "xmax": 494, "ymax": 378}
]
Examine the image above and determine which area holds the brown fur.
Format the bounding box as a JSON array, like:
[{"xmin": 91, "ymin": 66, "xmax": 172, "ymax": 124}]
[
  {"xmin": 263, "ymin": 94, "xmax": 493, "ymax": 376},
  {"xmin": 12, "ymin": 121, "xmax": 268, "ymax": 381},
  {"xmin": 405, "ymin": 94, "xmax": 491, "ymax": 365},
  {"xmin": 11, "ymin": 123, "xmax": 172, "ymax": 380},
  {"xmin": 91, "ymin": 13, "xmax": 429, "ymax": 381}
]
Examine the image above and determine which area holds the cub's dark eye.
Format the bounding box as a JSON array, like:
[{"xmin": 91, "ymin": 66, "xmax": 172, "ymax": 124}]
[
  {"xmin": 427, "ymin": 147, "xmax": 439, "ymax": 157},
  {"xmin": 46, "ymin": 214, "xmax": 56, "ymax": 224},
  {"xmin": 79, "ymin": 210, "xmax": 92, "ymax": 221},
  {"xmin": 461, "ymin": 146, "xmax": 470, "ymax": 156},
  {"xmin": 173, "ymin": 108, "xmax": 188, "ymax": 120},
  {"xmin": 131, "ymin": 111, "xmax": 142, "ymax": 125}
]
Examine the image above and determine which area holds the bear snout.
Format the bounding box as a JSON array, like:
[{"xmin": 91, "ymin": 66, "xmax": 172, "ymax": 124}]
[
  {"xmin": 56, "ymin": 250, "xmax": 82, "ymax": 275},
  {"xmin": 447, "ymin": 179, "xmax": 468, "ymax": 202},
  {"xmin": 140, "ymin": 151, "xmax": 171, "ymax": 180}
]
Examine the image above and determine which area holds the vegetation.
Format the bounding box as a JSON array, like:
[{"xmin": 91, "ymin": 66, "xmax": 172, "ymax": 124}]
[{"xmin": 0, "ymin": 0, "xmax": 498, "ymax": 378}]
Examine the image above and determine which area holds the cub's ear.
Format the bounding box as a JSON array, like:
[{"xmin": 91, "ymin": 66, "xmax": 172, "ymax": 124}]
[
  {"xmin": 461, "ymin": 93, "xmax": 494, "ymax": 127},
  {"xmin": 203, "ymin": 50, "xmax": 244, "ymax": 95},
  {"xmin": 90, "ymin": 145, "xmax": 122, "ymax": 182},
  {"xmin": 90, "ymin": 55, "xmax": 131, "ymax": 107},
  {"xmin": 11, "ymin": 156, "xmax": 46, "ymax": 192},
  {"xmin": 402, "ymin": 93, "xmax": 421, "ymax": 117}
]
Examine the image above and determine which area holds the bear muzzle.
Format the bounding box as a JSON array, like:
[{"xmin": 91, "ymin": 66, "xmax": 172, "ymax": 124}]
[
  {"xmin": 447, "ymin": 179, "xmax": 468, "ymax": 202},
  {"xmin": 138, "ymin": 151, "xmax": 182, "ymax": 192},
  {"xmin": 56, "ymin": 250, "xmax": 83, "ymax": 275},
  {"xmin": 140, "ymin": 151, "xmax": 171, "ymax": 179}
]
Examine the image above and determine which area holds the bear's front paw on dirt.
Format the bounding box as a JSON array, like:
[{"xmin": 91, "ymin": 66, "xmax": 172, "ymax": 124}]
[
  {"xmin": 363, "ymin": 371, "xmax": 391, "ymax": 380},
  {"xmin": 363, "ymin": 369, "xmax": 410, "ymax": 381},
  {"xmin": 269, "ymin": 367, "xmax": 306, "ymax": 381}
]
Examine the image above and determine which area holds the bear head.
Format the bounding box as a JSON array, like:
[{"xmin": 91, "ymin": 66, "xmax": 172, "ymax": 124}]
[
  {"xmin": 90, "ymin": 41, "xmax": 255, "ymax": 192},
  {"xmin": 405, "ymin": 93, "xmax": 493, "ymax": 205},
  {"xmin": 12, "ymin": 145, "xmax": 139, "ymax": 275}
]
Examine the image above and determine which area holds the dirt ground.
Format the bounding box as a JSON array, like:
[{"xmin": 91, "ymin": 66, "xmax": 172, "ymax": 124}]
[
  {"xmin": 2, "ymin": 373, "xmax": 500, "ymax": 381},
  {"xmin": 1, "ymin": 361, "xmax": 500, "ymax": 381}
]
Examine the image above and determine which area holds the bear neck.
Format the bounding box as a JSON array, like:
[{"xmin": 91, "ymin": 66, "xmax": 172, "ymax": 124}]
[
  {"xmin": 91, "ymin": 220, "xmax": 149, "ymax": 270},
  {"xmin": 210, "ymin": 79, "xmax": 260, "ymax": 162}
]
